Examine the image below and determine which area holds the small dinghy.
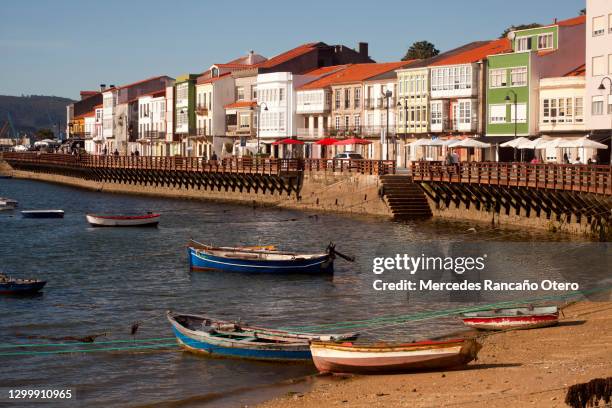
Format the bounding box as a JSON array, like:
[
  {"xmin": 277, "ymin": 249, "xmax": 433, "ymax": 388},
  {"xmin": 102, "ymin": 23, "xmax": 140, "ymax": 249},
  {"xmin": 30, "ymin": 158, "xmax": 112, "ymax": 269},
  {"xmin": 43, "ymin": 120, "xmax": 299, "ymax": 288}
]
[
  {"xmin": 310, "ymin": 339, "xmax": 482, "ymax": 374},
  {"xmin": 187, "ymin": 240, "xmax": 336, "ymax": 274},
  {"xmin": 0, "ymin": 197, "xmax": 18, "ymax": 211},
  {"xmin": 0, "ymin": 273, "xmax": 46, "ymax": 295},
  {"xmin": 462, "ymin": 306, "xmax": 559, "ymax": 331},
  {"xmin": 86, "ymin": 213, "xmax": 161, "ymax": 227},
  {"xmin": 21, "ymin": 210, "xmax": 64, "ymax": 218},
  {"xmin": 167, "ymin": 311, "xmax": 358, "ymax": 361}
]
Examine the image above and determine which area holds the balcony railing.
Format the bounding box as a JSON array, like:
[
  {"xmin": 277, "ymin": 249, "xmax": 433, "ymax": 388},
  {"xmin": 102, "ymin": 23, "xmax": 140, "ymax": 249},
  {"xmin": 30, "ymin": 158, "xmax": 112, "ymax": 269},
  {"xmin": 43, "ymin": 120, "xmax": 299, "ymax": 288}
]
[
  {"xmin": 195, "ymin": 105, "xmax": 209, "ymax": 115},
  {"xmin": 329, "ymin": 126, "xmax": 396, "ymax": 137}
]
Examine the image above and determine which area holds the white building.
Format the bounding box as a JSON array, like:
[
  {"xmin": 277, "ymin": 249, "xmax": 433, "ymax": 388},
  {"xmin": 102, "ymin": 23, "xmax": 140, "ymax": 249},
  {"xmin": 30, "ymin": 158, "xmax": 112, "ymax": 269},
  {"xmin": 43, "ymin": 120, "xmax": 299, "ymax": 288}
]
[
  {"xmin": 586, "ymin": 0, "xmax": 612, "ymax": 133},
  {"xmin": 137, "ymin": 91, "xmax": 166, "ymax": 156},
  {"xmin": 196, "ymin": 72, "xmax": 235, "ymax": 158},
  {"xmin": 102, "ymin": 87, "xmax": 118, "ymax": 152}
]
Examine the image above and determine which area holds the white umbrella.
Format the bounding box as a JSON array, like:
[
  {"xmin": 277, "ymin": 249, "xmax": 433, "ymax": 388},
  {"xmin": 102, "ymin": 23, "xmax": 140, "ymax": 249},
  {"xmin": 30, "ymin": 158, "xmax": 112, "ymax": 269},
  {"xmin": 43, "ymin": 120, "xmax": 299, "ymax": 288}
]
[
  {"xmin": 454, "ymin": 139, "xmax": 491, "ymax": 148},
  {"xmin": 519, "ymin": 137, "xmax": 553, "ymax": 149},
  {"xmin": 500, "ymin": 137, "xmax": 531, "ymax": 148},
  {"xmin": 409, "ymin": 138, "xmax": 438, "ymax": 147},
  {"xmin": 564, "ymin": 137, "xmax": 608, "ymax": 149}
]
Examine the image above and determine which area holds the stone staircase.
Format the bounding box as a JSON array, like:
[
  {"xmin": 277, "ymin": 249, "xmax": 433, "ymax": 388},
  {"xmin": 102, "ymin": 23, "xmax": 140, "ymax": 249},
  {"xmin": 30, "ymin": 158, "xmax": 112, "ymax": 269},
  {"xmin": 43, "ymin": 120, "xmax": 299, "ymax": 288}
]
[{"xmin": 380, "ymin": 174, "xmax": 433, "ymax": 219}]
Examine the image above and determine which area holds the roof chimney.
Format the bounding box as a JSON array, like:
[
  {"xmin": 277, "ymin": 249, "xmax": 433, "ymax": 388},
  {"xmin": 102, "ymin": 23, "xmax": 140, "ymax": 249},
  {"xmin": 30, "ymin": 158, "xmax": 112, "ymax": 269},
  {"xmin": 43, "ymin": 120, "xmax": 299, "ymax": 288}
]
[
  {"xmin": 358, "ymin": 42, "xmax": 369, "ymax": 59},
  {"xmin": 554, "ymin": 17, "xmax": 558, "ymax": 24},
  {"xmin": 248, "ymin": 50, "xmax": 255, "ymax": 65},
  {"xmin": 100, "ymin": 84, "xmax": 106, "ymax": 92}
]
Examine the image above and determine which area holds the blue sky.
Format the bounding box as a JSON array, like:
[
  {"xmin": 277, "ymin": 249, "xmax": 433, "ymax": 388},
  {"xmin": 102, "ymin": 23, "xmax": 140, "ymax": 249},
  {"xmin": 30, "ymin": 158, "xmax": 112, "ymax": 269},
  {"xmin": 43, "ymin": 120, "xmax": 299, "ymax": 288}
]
[{"xmin": 0, "ymin": 0, "xmax": 584, "ymax": 99}]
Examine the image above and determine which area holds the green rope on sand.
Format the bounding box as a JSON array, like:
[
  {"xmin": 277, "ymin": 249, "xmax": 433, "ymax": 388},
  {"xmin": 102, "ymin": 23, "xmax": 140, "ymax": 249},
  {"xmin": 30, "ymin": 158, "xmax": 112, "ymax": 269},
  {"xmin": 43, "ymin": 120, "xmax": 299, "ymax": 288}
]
[
  {"xmin": 278, "ymin": 286, "xmax": 612, "ymax": 333},
  {"xmin": 0, "ymin": 337, "xmax": 176, "ymax": 349},
  {"xmin": 0, "ymin": 342, "xmax": 178, "ymax": 357}
]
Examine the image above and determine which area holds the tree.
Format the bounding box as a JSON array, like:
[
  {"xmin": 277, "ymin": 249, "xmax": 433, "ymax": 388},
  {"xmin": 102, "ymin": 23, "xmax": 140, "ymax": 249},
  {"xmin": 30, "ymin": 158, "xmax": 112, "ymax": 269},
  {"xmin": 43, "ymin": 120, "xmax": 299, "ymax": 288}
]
[
  {"xmin": 34, "ymin": 128, "xmax": 54, "ymax": 141},
  {"xmin": 499, "ymin": 23, "xmax": 542, "ymax": 39},
  {"xmin": 402, "ymin": 41, "xmax": 439, "ymax": 61}
]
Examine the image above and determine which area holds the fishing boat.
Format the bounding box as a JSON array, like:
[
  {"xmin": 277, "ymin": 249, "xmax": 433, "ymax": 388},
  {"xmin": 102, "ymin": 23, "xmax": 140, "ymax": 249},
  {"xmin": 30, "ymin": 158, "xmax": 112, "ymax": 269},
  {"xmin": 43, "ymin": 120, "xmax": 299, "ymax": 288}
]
[
  {"xmin": 0, "ymin": 273, "xmax": 46, "ymax": 295},
  {"xmin": 21, "ymin": 210, "xmax": 64, "ymax": 219},
  {"xmin": 167, "ymin": 311, "xmax": 357, "ymax": 361},
  {"xmin": 0, "ymin": 197, "xmax": 18, "ymax": 211},
  {"xmin": 187, "ymin": 240, "xmax": 336, "ymax": 274},
  {"xmin": 86, "ymin": 213, "xmax": 161, "ymax": 227},
  {"xmin": 310, "ymin": 338, "xmax": 482, "ymax": 374},
  {"xmin": 462, "ymin": 306, "xmax": 559, "ymax": 331}
]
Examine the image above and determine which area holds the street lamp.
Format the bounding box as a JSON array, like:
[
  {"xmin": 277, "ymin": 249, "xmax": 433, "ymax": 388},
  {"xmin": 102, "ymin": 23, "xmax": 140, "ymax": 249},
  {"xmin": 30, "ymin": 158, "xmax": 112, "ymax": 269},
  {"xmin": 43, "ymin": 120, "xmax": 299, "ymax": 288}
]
[
  {"xmin": 505, "ymin": 90, "xmax": 518, "ymax": 161},
  {"xmin": 382, "ymin": 90, "xmax": 393, "ymax": 160},
  {"xmin": 597, "ymin": 76, "xmax": 612, "ymax": 164},
  {"xmin": 255, "ymin": 102, "xmax": 268, "ymax": 155}
]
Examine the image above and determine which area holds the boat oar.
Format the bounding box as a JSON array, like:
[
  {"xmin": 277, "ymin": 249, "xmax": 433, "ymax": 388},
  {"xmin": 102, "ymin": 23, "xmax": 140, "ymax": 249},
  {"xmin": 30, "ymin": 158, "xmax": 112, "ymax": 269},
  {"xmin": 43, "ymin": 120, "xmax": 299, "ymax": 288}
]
[{"xmin": 327, "ymin": 243, "xmax": 355, "ymax": 262}]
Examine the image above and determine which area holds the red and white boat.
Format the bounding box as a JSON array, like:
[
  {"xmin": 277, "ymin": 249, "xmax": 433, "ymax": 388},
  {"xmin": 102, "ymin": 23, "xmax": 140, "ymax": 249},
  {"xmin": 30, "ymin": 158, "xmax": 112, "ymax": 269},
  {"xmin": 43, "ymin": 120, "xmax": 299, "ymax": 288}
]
[
  {"xmin": 462, "ymin": 306, "xmax": 559, "ymax": 331},
  {"xmin": 310, "ymin": 338, "xmax": 481, "ymax": 374},
  {"xmin": 86, "ymin": 213, "xmax": 161, "ymax": 227}
]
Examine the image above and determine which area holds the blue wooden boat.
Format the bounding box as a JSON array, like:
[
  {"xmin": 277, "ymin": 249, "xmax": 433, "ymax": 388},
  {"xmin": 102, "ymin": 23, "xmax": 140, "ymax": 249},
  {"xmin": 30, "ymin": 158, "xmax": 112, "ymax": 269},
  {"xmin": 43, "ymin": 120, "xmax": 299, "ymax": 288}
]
[
  {"xmin": 21, "ymin": 210, "xmax": 64, "ymax": 219},
  {"xmin": 188, "ymin": 241, "xmax": 334, "ymax": 274},
  {"xmin": 167, "ymin": 311, "xmax": 357, "ymax": 362},
  {"xmin": 0, "ymin": 273, "xmax": 46, "ymax": 295}
]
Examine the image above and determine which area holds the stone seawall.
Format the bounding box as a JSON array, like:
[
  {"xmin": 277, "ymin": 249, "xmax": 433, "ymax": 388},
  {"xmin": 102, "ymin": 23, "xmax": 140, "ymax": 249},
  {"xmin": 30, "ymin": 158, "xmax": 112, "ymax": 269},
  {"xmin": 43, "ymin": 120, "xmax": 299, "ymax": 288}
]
[{"xmin": 0, "ymin": 162, "xmax": 392, "ymax": 218}]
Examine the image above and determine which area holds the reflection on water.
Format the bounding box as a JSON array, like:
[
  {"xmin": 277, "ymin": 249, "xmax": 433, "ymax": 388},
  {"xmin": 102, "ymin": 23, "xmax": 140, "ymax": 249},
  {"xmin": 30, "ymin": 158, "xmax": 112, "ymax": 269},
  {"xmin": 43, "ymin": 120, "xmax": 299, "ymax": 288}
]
[{"xmin": 0, "ymin": 179, "xmax": 598, "ymax": 407}]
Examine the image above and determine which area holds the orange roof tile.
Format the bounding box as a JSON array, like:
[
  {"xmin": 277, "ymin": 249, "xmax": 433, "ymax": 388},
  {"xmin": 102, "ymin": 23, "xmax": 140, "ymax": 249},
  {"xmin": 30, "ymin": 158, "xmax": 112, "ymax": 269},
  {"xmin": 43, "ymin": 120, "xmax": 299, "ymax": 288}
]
[
  {"xmin": 557, "ymin": 15, "xmax": 586, "ymax": 27},
  {"xmin": 299, "ymin": 62, "xmax": 414, "ymax": 90},
  {"xmin": 430, "ymin": 38, "xmax": 512, "ymax": 66},
  {"xmin": 257, "ymin": 43, "xmax": 320, "ymax": 69},
  {"xmin": 564, "ymin": 64, "xmax": 586, "ymax": 77},
  {"xmin": 224, "ymin": 100, "xmax": 257, "ymax": 109},
  {"xmin": 304, "ymin": 65, "xmax": 349, "ymax": 77},
  {"xmin": 197, "ymin": 71, "xmax": 232, "ymax": 85}
]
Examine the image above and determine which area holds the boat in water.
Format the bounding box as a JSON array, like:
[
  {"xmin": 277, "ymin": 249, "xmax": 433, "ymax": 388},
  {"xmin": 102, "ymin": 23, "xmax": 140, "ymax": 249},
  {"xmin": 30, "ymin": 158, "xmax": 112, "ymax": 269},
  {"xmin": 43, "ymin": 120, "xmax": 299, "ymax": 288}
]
[
  {"xmin": 0, "ymin": 273, "xmax": 46, "ymax": 295},
  {"xmin": 167, "ymin": 311, "xmax": 358, "ymax": 361},
  {"xmin": 21, "ymin": 210, "xmax": 64, "ymax": 219},
  {"xmin": 86, "ymin": 213, "xmax": 161, "ymax": 227},
  {"xmin": 310, "ymin": 339, "xmax": 482, "ymax": 374},
  {"xmin": 187, "ymin": 240, "xmax": 335, "ymax": 274},
  {"xmin": 462, "ymin": 306, "xmax": 559, "ymax": 331},
  {"xmin": 0, "ymin": 197, "xmax": 18, "ymax": 211}
]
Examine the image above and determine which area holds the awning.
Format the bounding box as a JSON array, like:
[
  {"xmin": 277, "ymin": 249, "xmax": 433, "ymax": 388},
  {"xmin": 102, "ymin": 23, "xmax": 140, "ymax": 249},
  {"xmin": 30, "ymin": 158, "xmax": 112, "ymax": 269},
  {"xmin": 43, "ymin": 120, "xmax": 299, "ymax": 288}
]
[
  {"xmin": 334, "ymin": 137, "xmax": 372, "ymax": 145},
  {"xmin": 272, "ymin": 138, "xmax": 304, "ymax": 145}
]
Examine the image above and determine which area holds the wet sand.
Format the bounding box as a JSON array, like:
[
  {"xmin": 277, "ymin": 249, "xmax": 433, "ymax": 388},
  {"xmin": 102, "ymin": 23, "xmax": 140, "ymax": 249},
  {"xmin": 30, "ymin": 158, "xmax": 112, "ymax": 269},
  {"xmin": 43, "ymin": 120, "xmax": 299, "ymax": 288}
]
[{"xmin": 258, "ymin": 300, "xmax": 612, "ymax": 408}]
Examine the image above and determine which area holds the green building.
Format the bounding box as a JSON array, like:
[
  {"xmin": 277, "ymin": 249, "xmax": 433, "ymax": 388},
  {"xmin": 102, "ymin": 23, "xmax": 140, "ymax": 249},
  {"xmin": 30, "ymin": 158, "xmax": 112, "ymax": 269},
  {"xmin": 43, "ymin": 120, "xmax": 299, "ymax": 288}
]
[
  {"xmin": 174, "ymin": 74, "xmax": 199, "ymax": 154},
  {"xmin": 485, "ymin": 16, "xmax": 586, "ymax": 139}
]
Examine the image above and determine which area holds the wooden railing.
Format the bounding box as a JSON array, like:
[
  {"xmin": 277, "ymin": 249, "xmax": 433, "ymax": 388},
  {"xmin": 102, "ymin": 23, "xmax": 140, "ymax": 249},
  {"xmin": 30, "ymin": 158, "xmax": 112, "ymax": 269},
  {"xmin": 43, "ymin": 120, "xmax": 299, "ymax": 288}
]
[
  {"xmin": 1, "ymin": 153, "xmax": 396, "ymax": 176},
  {"xmin": 411, "ymin": 161, "xmax": 612, "ymax": 195}
]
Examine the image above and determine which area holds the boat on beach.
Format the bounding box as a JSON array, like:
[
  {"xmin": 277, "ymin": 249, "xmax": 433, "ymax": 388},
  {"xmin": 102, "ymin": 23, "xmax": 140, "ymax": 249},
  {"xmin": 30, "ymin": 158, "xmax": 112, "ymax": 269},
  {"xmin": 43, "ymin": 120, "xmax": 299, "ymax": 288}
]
[
  {"xmin": 86, "ymin": 213, "xmax": 161, "ymax": 227},
  {"xmin": 462, "ymin": 306, "xmax": 559, "ymax": 331},
  {"xmin": 187, "ymin": 240, "xmax": 335, "ymax": 274},
  {"xmin": 167, "ymin": 311, "xmax": 358, "ymax": 361},
  {"xmin": 21, "ymin": 210, "xmax": 64, "ymax": 219},
  {"xmin": 0, "ymin": 197, "xmax": 18, "ymax": 211},
  {"xmin": 310, "ymin": 338, "xmax": 482, "ymax": 374},
  {"xmin": 0, "ymin": 273, "xmax": 46, "ymax": 295}
]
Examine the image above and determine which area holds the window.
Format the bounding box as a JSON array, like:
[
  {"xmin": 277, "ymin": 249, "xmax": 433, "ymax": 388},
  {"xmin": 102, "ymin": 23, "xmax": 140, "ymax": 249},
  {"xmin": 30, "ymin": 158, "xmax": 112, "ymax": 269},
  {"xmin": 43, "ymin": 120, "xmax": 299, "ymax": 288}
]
[
  {"xmin": 335, "ymin": 90, "xmax": 341, "ymax": 109},
  {"xmin": 335, "ymin": 116, "xmax": 341, "ymax": 129},
  {"xmin": 575, "ymin": 97, "xmax": 584, "ymax": 122},
  {"xmin": 489, "ymin": 104, "xmax": 506, "ymax": 124},
  {"xmin": 511, "ymin": 67, "xmax": 528, "ymax": 86},
  {"xmin": 176, "ymin": 83, "xmax": 188, "ymax": 101},
  {"xmin": 516, "ymin": 36, "xmax": 532, "ymax": 52},
  {"xmin": 593, "ymin": 56, "xmax": 605, "ymax": 76},
  {"xmin": 239, "ymin": 113, "xmax": 249, "ymax": 128},
  {"xmin": 430, "ymin": 101, "xmax": 443, "ymax": 125},
  {"xmin": 593, "ymin": 16, "xmax": 606, "ymax": 36},
  {"xmin": 279, "ymin": 88, "xmax": 285, "ymax": 102},
  {"xmin": 537, "ymin": 33, "xmax": 553, "ymax": 50},
  {"xmin": 458, "ymin": 101, "xmax": 472, "ymax": 124},
  {"xmin": 431, "ymin": 65, "xmax": 473, "ymax": 91},
  {"xmin": 279, "ymin": 112, "xmax": 285, "ymax": 130},
  {"xmin": 344, "ymin": 88, "xmax": 350, "ymax": 109},
  {"xmin": 344, "ymin": 115, "xmax": 350, "ymax": 129},
  {"xmin": 592, "ymin": 96, "xmax": 604, "ymax": 115},
  {"xmin": 354, "ymin": 115, "xmax": 360, "ymax": 128},
  {"xmin": 251, "ymin": 85, "xmax": 257, "ymax": 100},
  {"xmin": 354, "ymin": 88, "xmax": 361, "ymax": 108},
  {"xmin": 510, "ymin": 103, "xmax": 527, "ymax": 123},
  {"xmin": 609, "ymin": 14, "xmax": 612, "ymax": 33},
  {"xmin": 490, "ymin": 69, "xmax": 506, "ymax": 88}
]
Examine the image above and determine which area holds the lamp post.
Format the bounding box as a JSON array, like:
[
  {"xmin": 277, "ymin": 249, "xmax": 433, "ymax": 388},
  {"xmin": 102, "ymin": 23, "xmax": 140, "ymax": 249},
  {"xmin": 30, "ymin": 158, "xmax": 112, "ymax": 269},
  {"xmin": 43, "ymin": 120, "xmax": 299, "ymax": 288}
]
[
  {"xmin": 597, "ymin": 76, "xmax": 612, "ymax": 165},
  {"xmin": 255, "ymin": 102, "xmax": 268, "ymax": 155},
  {"xmin": 505, "ymin": 90, "xmax": 518, "ymax": 161},
  {"xmin": 382, "ymin": 90, "xmax": 392, "ymax": 160}
]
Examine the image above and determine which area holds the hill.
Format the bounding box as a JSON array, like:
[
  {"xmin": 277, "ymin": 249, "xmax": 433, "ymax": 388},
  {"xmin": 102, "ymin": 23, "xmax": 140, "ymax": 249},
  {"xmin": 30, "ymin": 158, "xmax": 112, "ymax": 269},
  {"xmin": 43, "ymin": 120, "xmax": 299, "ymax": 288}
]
[{"xmin": 0, "ymin": 94, "xmax": 75, "ymax": 138}]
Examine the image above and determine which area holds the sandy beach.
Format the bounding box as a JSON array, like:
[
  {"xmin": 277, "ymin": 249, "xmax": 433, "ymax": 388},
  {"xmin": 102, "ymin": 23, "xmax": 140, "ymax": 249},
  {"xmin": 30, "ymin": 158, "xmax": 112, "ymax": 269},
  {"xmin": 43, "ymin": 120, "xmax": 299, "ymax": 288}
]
[{"xmin": 258, "ymin": 300, "xmax": 612, "ymax": 408}]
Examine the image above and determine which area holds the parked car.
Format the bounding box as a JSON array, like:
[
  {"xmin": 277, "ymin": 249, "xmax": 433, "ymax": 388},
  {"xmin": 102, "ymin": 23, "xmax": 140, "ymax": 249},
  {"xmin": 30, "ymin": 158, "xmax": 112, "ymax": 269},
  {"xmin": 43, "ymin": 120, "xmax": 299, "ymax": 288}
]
[
  {"xmin": 332, "ymin": 152, "xmax": 364, "ymax": 160},
  {"xmin": 327, "ymin": 152, "xmax": 364, "ymax": 169}
]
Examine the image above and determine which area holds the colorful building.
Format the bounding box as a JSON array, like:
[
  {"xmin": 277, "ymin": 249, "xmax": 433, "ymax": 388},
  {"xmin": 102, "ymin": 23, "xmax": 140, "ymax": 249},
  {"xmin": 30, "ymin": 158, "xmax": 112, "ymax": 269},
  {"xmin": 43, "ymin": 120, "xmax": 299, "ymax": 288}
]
[{"xmin": 174, "ymin": 74, "xmax": 199, "ymax": 156}]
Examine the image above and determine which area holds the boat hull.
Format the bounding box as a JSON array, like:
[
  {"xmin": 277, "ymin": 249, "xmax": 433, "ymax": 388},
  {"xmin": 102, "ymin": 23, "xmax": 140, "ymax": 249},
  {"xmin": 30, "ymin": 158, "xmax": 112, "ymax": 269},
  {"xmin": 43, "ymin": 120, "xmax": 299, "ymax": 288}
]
[
  {"xmin": 310, "ymin": 340, "xmax": 481, "ymax": 374},
  {"xmin": 21, "ymin": 210, "xmax": 64, "ymax": 219},
  {"xmin": 462, "ymin": 315, "xmax": 559, "ymax": 331},
  {"xmin": 0, "ymin": 281, "xmax": 46, "ymax": 294},
  {"xmin": 86, "ymin": 214, "xmax": 160, "ymax": 227},
  {"xmin": 167, "ymin": 313, "xmax": 312, "ymax": 362},
  {"xmin": 188, "ymin": 247, "xmax": 333, "ymax": 274}
]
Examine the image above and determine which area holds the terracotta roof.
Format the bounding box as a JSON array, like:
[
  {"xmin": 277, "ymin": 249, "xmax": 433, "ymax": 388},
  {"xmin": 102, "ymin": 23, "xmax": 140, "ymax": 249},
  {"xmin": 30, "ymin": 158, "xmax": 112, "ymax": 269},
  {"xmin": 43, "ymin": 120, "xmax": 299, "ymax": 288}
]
[
  {"xmin": 299, "ymin": 61, "xmax": 414, "ymax": 90},
  {"xmin": 564, "ymin": 64, "xmax": 586, "ymax": 77},
  {"xmin": 197, "ymin": 71, "xmax": 232, "ymax": 85},
  {"xmin": 224, "ymin": 100, "xmax": 257, "ymax": 109},
  {"xmin": 429, "ymin": 38, "xmax": 511, "ymax": 66},
  {"xmin": 304, "ymin": 65, "xmax": 349, "ymax": 76},
  {"xmin": 110, "ymin": 75, "xmax": 171, "ymax": 91},
  {"xmin": 398, "ymin": 42, "xmax": 491, "ymax": 70},
  {"xmin": 256, "ymin": 43, "xmax": 320, "ymax": 69},
  {"xmin": 556, "ymin": 15, "xmax": 586, "ymax": 27}
]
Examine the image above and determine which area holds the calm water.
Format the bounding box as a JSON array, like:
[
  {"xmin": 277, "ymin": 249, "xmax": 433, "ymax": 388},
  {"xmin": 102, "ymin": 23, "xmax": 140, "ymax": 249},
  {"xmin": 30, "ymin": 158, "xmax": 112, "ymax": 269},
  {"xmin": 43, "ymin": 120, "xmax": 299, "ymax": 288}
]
[{"xmin": 0, "ymin": 179, "xmax": 605, "ymax": 407}]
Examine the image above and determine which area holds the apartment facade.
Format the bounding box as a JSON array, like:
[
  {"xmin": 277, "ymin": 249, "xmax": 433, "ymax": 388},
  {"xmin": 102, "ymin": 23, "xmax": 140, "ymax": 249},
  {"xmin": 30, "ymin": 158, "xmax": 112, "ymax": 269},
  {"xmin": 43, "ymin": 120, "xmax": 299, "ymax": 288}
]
[
  {"xmin": 486, "ymin": 16, "xmax": 586, "ymax": 139},
  {"xmin": 137, "ymin": 91, "xmax": 167, "ymax": 155}
]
